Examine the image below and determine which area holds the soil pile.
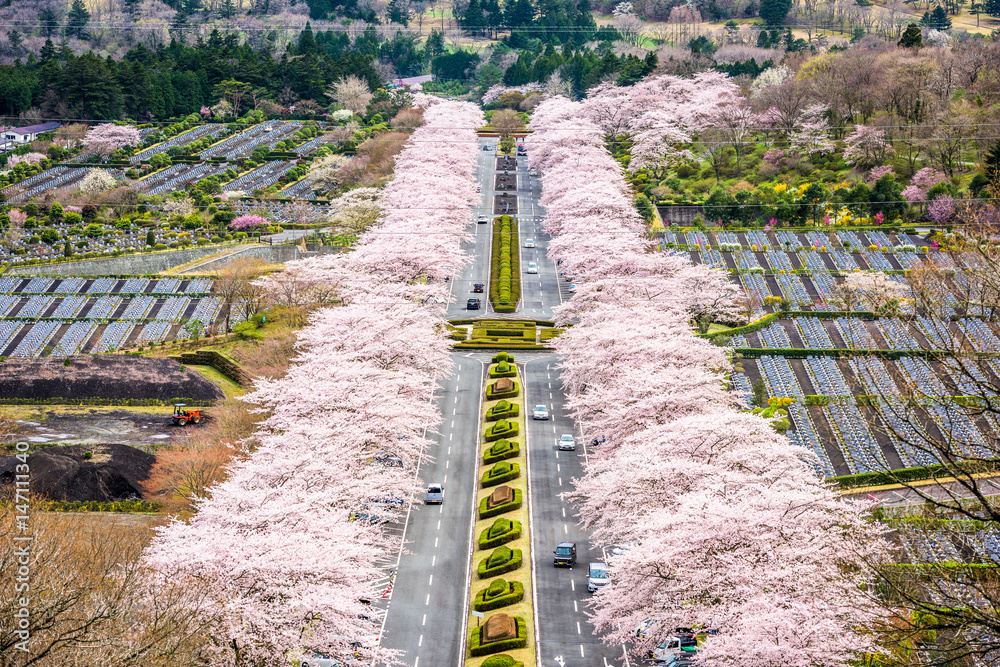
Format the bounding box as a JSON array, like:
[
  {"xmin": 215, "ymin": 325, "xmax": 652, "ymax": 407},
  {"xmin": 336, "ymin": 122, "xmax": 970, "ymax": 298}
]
[
  {"xmin": 0, "ymin": 356, "xmax": 225, "ymax": 403},
  {"xmin": 0, "ymin": 444, "xmax": 155, "ymax": 501}
]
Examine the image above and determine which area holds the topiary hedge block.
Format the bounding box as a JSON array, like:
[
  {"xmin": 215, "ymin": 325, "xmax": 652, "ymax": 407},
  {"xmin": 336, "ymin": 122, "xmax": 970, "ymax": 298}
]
[
  {"xmin": 484, "ymin": 419, "xmax": 519, "ymax": 442},
  {"xmin": 479, "ymin": 488, "xmax": 523, "ymax": 519},
  {"xmin": 492, "ymin": 352, "xmax": 515, "ymax": 364},
  {"xmin": 489, "ymin": 361, "xmax": 518, "ymax": 378},
  {"xmin": 486, "ymin": 381, "xmax": 520, "ymax": 401},
  {"xmin": 469, "ymin": 616, "xmax": 528, "ymax": 657},
  {"xmin": 486, "ymin": 400, "xmax": 519, "ymax": 421},
  {"xmin": 478, "ymin": 518, "xmax": 523, "ymax": 550},
  {"xmin": 481, "ymin": 461, "xmax": 521, "ymax": 488},
  {"xmin": 483, "ymin": 439, "xmax": 520, "ymax": 464},
  {"xmin": 473, "ymin": 580, "xmax": 526, "ymax": 612},
  {"xmin": 480, "ymin": 654, "xmax": 524, "ymax": 667},
  {"xmin": 477, "ymin": 547, "xmax": 523, "ymax": 579}
]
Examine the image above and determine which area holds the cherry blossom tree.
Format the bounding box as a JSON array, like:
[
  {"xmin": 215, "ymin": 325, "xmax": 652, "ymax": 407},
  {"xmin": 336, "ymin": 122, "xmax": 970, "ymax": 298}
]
[
  {"xmin": 7, "ymin": 152, "xmax": 47, "ymax": 166},
  {"xmin": 528, "ymin": 95, "xmax": 890, "ymax": 664},
  {"xmin": 788, "ymin": 103, "xmax": 834, "ymax": 155},
  {"xmin": 81, "ymin": 123, "xmax": 142, "ymax": 157},
  {"xmin": 844, "ymin": 125, "xmax": 894, "ymax": 169},
  {"xmin": 78, "ymin": 168, "xmax": 117, "ymax": 194},
  {"xmin": 143, "ymin": 99, "xmax": 485, "ymax": 667}
]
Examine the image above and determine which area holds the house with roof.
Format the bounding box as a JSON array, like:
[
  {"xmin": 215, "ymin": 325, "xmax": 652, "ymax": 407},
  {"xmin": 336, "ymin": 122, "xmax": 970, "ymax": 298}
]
[{"xmin": 1, "ymin": 122, "xmax": 61, "ymax": 151}]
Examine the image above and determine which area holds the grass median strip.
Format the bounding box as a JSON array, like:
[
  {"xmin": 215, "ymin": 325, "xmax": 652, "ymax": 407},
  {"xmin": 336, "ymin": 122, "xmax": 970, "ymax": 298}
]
[
  {"xmin": 464, "ymin": 351, "xmax": 535, "ymax": 667},
  {"xmin": 489, "ymin": 216, "xmax": 521, "ymax": 314}
]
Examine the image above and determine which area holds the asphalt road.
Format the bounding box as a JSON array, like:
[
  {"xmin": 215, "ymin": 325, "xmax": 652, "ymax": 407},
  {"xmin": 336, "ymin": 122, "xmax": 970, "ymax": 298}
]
[
  {"xmin": 523, "ymin": 356, "xmax": 631, "ymax": 667},
  {"xmin": 379, "ymin": 354, "xmax": 486, "ymax": 667}
]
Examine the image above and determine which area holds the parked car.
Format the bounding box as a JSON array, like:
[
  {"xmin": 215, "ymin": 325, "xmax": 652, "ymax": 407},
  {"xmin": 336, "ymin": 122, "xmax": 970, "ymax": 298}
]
[
  {"xmin": 553, "ymin": 542, "xmax": 577, "ymax": 567},
  {"xmin": 654, "ymin": 650, "xmax": 697, "ymax": 667},
  {"xmin": 591, "ymin": 435, "xmax": 606, "ymax": 447},
  {"xmin": 524, "ymin": 238, "xmax": 535, "ymax": 248},
  {"xmin": 529, "ymin": 168, "xmax": 538, "ymax": 176},
  {"xmin": 477, "ymin": 214, "xmax": 488, "ymax": 223},
  {"xmin": 587, "ymin": 562, "xmax": 611, "ymax": 592},
  {"xmin": 350, "ymin": 504, "xmax": 392, "ymax": 524},
  {"xmin": 301, "ymin": 655, "xmax": 341, "ymax": 667},
  {"xmin": 425, "ymin": 483, "xmax": 443, "ymax": 504},
  {"xmin": 473, "ymin": 282, "xmax": 484, "ymax": 293},
  {"xmin": 533, "ymin": 405, "xmax": 549, "ymax": 420},
  {"xmin": 558, "ymin": 434, "xmax": 576, "ymax": 451},
  {"xmin": 567, "ymin": 284, "xmax": 576, "ymax": 294},
  {"xmin": 526, "ymin": 262, "xmax": 538, "ymax": 274},
  {"xmin": 517, "ymin": 144, "xmax": 527, "ymax": 155},
  {"xmin": 483, "ymin": 144, "xmax": 492, "ymax": 151},
  {"xmin": 467, "ymin": 298, "xmax": 481, "ymax": 310}
]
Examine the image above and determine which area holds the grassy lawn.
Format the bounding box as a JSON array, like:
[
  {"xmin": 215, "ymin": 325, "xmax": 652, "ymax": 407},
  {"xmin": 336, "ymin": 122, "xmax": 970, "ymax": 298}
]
[
  {"xmin": 183, "ymin": 364, "xmax": 245, "ymax": 400},
  {"xmin": 705, "ymin": 323, "xmax": 735, "ymax": 335},
  {"xmin": 465, "ymin": 360, "xmax": 535, "ymax": 667}
]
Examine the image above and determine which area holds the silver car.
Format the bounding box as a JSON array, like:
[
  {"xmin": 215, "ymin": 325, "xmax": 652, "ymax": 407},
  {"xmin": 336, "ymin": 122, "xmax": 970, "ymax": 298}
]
[
  {"xmin": 533, "ymin": 405, "xmax": 549, "ymax": 420},
  {"xmin": 587, "ymin": 562, "xmax": 611, "ymax": 592},
  {"xmin": 524, "ymin": 238, "xmax": 535, "ymax": 248},
  {"xmin": 526, "ymin": 262, "xmax": 538, "ymax": 274},
  {"xmin": 558, "ymin": 434, "xmax": 576, "ymax": 451},
  {"xmin": 425, "ymin": 483, "xmax": 443, "ymax": 504}
]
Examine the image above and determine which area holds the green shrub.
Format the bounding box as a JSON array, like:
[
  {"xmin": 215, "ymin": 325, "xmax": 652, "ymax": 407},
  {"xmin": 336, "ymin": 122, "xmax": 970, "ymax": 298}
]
[
  {"xmin": 480, "ymin": 654, "xmax": 523, "ymax": 667},
  {"xmin": 477, "ymin": 547, "xmax": 523, "ymax": 578},
  {"xmin": 474, "ymin": 580, "xmax": 526, "ymax": 612},
  {"xmin": 469, "ymin": 616, "xmax": 528, "ymax": 656},
  {"xmin": 486, "ymin": 381, "xmax": 520, "ymax": 401},
  {"xmin": 492, "ymin": 352, "xmax": 514, "ymax": 364},
  {"xmin": 478, "ymin": 518, "xmax": 522, "ymax": 550},
  {"xmin": 486, "ymin": 400, "xmax": 519, "ymax": 421},
  {"xmin": 482, "ymin": 462, "xmax": 521, "ymax": 488},
  {"xmin": 484, "ymin": 419, "xmax": 519, "ymax": 442},
  {"xmin": 479, "ymin": 488, "xmax": 523, "ymax": 519},
  {"xmin": 489, "ymin": 216, "xmax": 521, "ymax": 312},
  {"xmin": 489, "ymin": 361, "xmax": 518, "ymax": 378},
  {"xmin": 484, "ymin": 439, "xmax": 520, "ymax": 464}
]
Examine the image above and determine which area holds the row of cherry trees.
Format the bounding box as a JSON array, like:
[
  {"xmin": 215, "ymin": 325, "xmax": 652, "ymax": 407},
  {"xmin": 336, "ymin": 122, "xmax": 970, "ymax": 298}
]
[
  {"xmin": 143, "ymin": 96, "xmax": 484, "ymax": 667},
  {"xmin": 528, "ymin": 97, "xmax": 891, "ymax": 666}
]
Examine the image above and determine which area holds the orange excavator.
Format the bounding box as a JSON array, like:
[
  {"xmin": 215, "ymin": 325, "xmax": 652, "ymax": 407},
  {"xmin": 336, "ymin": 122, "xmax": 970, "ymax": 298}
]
[{"xmin": 171, "ymin": 404, "xmax": 202, "ymax": 426}]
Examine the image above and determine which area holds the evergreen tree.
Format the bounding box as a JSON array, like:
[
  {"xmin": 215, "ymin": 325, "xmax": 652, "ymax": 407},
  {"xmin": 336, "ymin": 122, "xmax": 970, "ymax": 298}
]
[
  {"xmin": 898, "ymin": 22, "xmax": 923, "ymax": 47},
  {"xmin": 463, "ymin": 0, "xmax": 486, "ymax": 32},
  {"xmin": 759, "ymin": 0, "xmax": 792, "ymax": 25},
  {"xmin": 66, "ymin": 0, "xmax": 91, "ymax": 40},
  {"xmin": 930, "ymin": 5, "xmax": 952, "ymax": 28},
  {"xmin": 983, "ymin": 139, "xmax": 1000, "ymax": 185},
  {"xmin": 218, "ymin": 0, "xmax": 236, "ymax": 18},
  {"xmin": 298, "ymin": 22, "xmax": 317, "ymax": 53},
  {"xmin": 505, "ymin": 0, "xmax": 535, "ymax": 27}
]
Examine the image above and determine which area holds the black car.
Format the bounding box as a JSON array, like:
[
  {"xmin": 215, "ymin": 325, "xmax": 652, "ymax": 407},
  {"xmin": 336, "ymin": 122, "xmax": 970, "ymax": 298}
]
[
  {"xmin": 467, "ymin": 298, "xmax": 481, "ymax": 310},
  {"xmin": 553, "ymin": 542, "xmax": 577, "ymax": 567},
  {"xmin": 473, "ymin": 283, "xmax": 484, "ymax": 293}
]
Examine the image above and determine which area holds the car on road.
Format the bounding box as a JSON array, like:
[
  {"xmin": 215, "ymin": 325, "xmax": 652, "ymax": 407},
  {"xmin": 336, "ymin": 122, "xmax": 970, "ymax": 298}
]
[
  {"xmin": 533, "ymin": 405, "xmax": 549, "ymax": 420},
  {"xmin": 587, "ymin": 562, "xmax": 611, "ymax": 592},
  {"xmin": 517, "ymin": 144, "xmax": 527, "ymax": 155},
  {"xmin": 483, "ymin": 144, "xmax": 492, "ymax": 151},
  {"xmin": 301, "ymin": 655, "xmax": 341, "ymax": 667},
  {"xmin": 558, "ymin": 434, "xmax": 576, "ymax": 451},
  {"xmin": 553, "ymin": 541, "xmax": 577, "ymax": 567},
  {"xmin": 477, "ymin": 214, "xmax": 488, "ymax": 223},
  {"xmin": 528, "ymin": 168, "xmax": 538, "ymax": 176},
  {"xmin": 524, "ymin": 238, "xmax": 535, "ymax": 248},
  {"xmin": 467, "ymin": 298, "xmax": 481, "ymax": 310},
  {"xmin": 654, "ymin": 649, "xmax": 698, "ymax": 667},
  {"xmin": 526, "ymin": 262, "xmax": 538, "ymax": 274},
  {"xmin": 473, "ymin": 282, "xmax": 484, "ymax": 293},
  {"xmin": 425, "ymin": 483, "xmax": 444, "ymax": 504}
]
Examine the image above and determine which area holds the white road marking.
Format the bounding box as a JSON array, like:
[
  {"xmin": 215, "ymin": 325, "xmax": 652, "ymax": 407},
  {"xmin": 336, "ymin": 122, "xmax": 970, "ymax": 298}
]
[
  {"xmin": 446, "ymin": 460, "xmax": 450, "ymax": 469},
  {"xmin": 425, "ymin": 594, "xmax": 430, "ymax": 605},
  {"xmin": 447, "ymin": 447, "xmax": 451, "ymax": 455},
  {"xmin": 580, "ymin": 646, "xmax": 585, "ymax": 657},
  {"xmin": 548, "ymin": 382, "xmax": 551, "ymax": 389},
  {"xmin": 555, "ymin": 451, "xmax": 559, "ymax": 459},
  {"xmin": 429, "ymin": 575, "xmax": 433, "ymax": 586},
  {"xmin": 452, "ymin": 408, "xmax": 456, "ymax": 416},
  {"xmin": 419, "ymin": 635, "xmax": 423, "ymax": 646},
  {"xmin": 574, "ymin": 600, "xmax": 578, "ymax": 612},
  {"xmin": 571, "ymin": 580, "xmax": 575, "ymax": 591},
  {"xmin": 432, "ymin": 555, "xmax": 436, "ymax": 566},
  {"xmin": 415, "ymin": 658, "xmax": 419, "ymax": 667},
  {"xmin": 434, "ymin": 537, "xmax": 438, "ymax": 547},
  {"xmin": 444, "ymin": 475, "xmax": 448, "ymax": 483},
  {"xmin": 557, "ymin": 464, "xmax": 560, "ymax": 472},
  {"xmin": 437, "ymin": 520, "xmax": 441, "ymax": 530},
  {"xmin": 564, "ymin": 524, "xmax": 568, "ymax": 534},
  {"xmin": 577, "ymin": 621, "xmax": 581, "ymax": 635},
  {"xmin": 449, "ymin": 433, "xmax": 453, "ymax": 441},
  {"xmin": 454, "ymin": 396, "xmax": 459, "ymax": 403},
  {"xmin": 562, "ymin": 507, "xmax": 566, "ymax": 518},
  {"xmin": 558, "ymin": 478, "xmax": 562, "ymax": 486}
]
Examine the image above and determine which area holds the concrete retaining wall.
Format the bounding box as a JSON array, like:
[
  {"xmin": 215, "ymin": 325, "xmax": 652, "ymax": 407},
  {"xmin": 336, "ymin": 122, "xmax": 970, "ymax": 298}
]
[
  {"xmin": 169, "ymin": 349, "xmax": 252, "ymax": 388},
  {"xmin": 9, "ymin": 246, "xmax": 232, "ymax": 276}
]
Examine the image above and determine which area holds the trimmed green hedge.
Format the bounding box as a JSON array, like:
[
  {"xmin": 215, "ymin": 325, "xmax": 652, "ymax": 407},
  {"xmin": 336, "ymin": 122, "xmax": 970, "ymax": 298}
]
[
  {"xmin": 485, "ymin": 419, "xmax": 519, "ymax": 442},
  {"xmin": 481, "ymin": 461, "xmax": 521, "ymax": 488},
  {"xmin": 478, "ymin": 518, "xmax": 523, "ymax": 550},
  {"xmin": 484, "ymin": 439, "xmax": 520, "ymax": 464},
  {"xmin": 33, "ymin": 499, "xmax": 160, "ymax": 513},
  {"xmin": 486, "ymin": 400, "xmax": 519, "ymax": 421},
  {"xmin": 489, "ymin": 361, "xmax": 518, "ymax": 378},
  {"xmin": 469, "ymin": 616, "xmax": 528, "ymax": 656},
  {"xmin": 708, "ymin": 312, "xmax": 776, "ymax": 340},
  {"xmin": 456, "ymin": 343, "xmax": 551, "ymax": 351},
  {"xmin": 480, "ymin": 655, "xmax": 524, "ymax": 667},
  {"xmin": 473, "ymin": 580, "xmax": 526, "ymax": 612},
  {"xmin": 479, "ymin": 488, "xmax": 523, "ymax": 518},
  {"xmin": 477, "ymin": 546, "xmax": 524, "ymax": 579},
  {"xmin": 492, "ymin": 352, "xmax": 515, "ymax": 363},
  {"xmin": 804, "ymin": 394, "xmax": 830, "ymax": 406},
  {"xmin": 489, "ymin": 215, "xmax": 521, "ymax": 313},
  {"xmin": 832, "ymin": 459, "xmax": 1000, "ymax": 490},
  {"xmin": 486, "ymin": 381, "xmax": 520, "ymax": 401}
]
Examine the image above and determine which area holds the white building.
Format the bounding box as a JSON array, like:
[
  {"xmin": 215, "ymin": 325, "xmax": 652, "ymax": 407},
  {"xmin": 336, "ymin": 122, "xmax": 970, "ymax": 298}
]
[{"xmin": 1, "ymin": 121, "xmax": 61, "ymax": 151}]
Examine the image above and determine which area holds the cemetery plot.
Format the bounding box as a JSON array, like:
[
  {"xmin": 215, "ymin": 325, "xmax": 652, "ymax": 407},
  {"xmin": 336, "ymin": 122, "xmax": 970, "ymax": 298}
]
[{"xmin": 0, "ymin": 277, "xmax": 221, "ymax": 357}]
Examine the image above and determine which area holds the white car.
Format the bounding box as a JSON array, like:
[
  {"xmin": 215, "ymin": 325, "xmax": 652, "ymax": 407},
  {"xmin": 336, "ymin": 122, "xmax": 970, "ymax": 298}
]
[
  {"xmin": 526, "ymin": 262, "xmax": 538, "ymax": 274},
  {"xmin": 558, "ymin": 434, "xmax": 576, "ymax": 451},
  {"xmin": 477, "ymin": 214, "xmax": 488, "ymax": 224},
  {"xmin": 529, "ymin": 168, "xmax": 538, "ymax": 176},
  {"xmin": 533, "ymin": 405, "xmax": 549, "ymax": 420},
  {"xmin": 524, "ymin": 238, "xmax": 535, "ymax": 248}
]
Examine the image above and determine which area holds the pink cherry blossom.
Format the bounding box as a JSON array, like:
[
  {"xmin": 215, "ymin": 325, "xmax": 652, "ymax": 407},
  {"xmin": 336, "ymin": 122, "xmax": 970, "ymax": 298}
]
[{"xmin": 82, "ymin": 123, "xmax": 142, "ymax": 156}]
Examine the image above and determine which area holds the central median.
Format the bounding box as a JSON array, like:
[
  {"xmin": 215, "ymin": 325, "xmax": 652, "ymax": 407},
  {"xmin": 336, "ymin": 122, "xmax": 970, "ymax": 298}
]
[
  {"xmin": 489, "ymin": 215, "xmax": 521, "ymax": 314},
  {"xmin": 463, "ymin": 351, "xmax": 534, "ymax": 667}
]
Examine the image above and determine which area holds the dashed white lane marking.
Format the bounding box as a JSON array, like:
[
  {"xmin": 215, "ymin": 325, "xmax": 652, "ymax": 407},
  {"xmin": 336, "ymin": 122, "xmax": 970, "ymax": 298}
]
[
  {"xmin": 558, "ymin": 478, "xmax": 562, "ymax": 486},
  {"xmin": 419, "ymin": 635, "xmax": 423, "ymax": 646},
  {"xmin": 562, "ymin": 507, "xmax": 566, "ymax": 518},
  {"xmin": 447, "ymin": 446, "xmax": 451, "ymax": 455},
  {"xmin": 422, "ymin": 614, "xmax": 427, "ymax": 626},
  {"xmin": 446, "ymin": 460, "xmax": 450, "ymax": 469},
  {"xmin": 437, "ymin": 520, "xmax": 441, "ymax": 530},
  {"xmin": 432, "ymin": 555, "xmax": 436, "ymax": 566},
  {"xmin": 557, "ymin": 464, "xmax": 560, "ymax": 472},
  {"xmin": 434, "ymin": 537, "xmax": 438, "ymax": 547},
  {"xmin": 571, "ymin": 580, "xmax": 575, "ymax": 591},
  {"xmin": 564, "ymin": 524, "xmax": 568, "ymax": 534},
  {"xmin": 429, "ymin": 575, "xmax": 433, "ymax": 586},
  {"xmin": 574, "ymin": 600, "xmax": 578, "ymax": 612},
  {"xmin": 577, "ymin": 622, "xmax": 581, "ymax": 635},
  {"xmin": 425, "ymin": 594, "xmax": 430, "ymax": 605},
  {"xmin": 580, "ymin": 645, "xmax": 585, "ymax": 657}
]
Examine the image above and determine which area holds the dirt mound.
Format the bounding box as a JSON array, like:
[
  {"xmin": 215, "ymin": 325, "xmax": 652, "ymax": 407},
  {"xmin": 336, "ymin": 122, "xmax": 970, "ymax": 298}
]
[
  {"xmin": 0, "ymin": 444, "xmax": 155, "ymax": 502},
  {"xmin": 0, "ymin": 356, "xmax": 225, "ymax": 403}
]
